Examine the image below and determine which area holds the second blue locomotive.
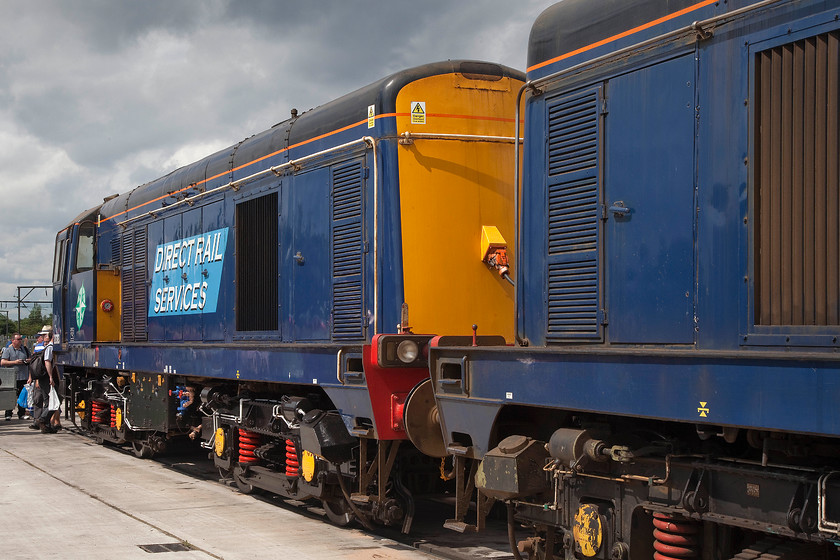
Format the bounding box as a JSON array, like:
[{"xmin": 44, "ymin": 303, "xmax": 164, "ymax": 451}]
[{"xmin": 424, "ymin": 1, "xmax": 840, "ymax": 558}]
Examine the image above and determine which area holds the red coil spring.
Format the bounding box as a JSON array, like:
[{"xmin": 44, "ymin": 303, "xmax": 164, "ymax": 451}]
[
  {"xmin": 652, "ymin": 512, "xmax": 700, "ymax": 560},
  {"xmin": 238, "ymin": 429, "xmax": 261, "ymax": 464},
  {"xmin": 90, "ymin": 401, "xmax": 110, "ymax": 424},
  {"xmin": 110, "ymin": 404, "xmax": 116, "ymax": 428},
  {"xmin": 285, "ymin": 439, "xmax": 299, "ymax": 477}
]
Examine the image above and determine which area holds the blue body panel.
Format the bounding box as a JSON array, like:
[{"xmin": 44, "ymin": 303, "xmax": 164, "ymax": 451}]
[{"xmin": 432, "ymin": 347, "xmax": 840, "ymax": 457}]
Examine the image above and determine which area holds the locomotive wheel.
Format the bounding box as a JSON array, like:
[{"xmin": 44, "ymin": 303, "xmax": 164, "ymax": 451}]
[
  {"xmin": 322, "ymin": 498, "xmax": 354, "ymax": 527},
  {"xmin": 404, "ymin": 378, "xmax": 447, "ymax": 458},
  {"xmin": 132, "ymin": 441, "xmax": 153, "ymax": 459}
]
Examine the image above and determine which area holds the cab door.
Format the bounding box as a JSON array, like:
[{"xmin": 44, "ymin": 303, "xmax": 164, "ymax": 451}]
[
  {"xmin": 52, "ymin": 231, "xmax": 70, "ymax": 347},
  {"xmin": 65, "ymin": 218, "xmax": 97, "ymax": 343}
]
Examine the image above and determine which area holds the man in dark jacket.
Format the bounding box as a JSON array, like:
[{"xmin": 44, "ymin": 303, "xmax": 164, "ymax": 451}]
[{"xmin": 30, "ymin": 327, "xmax": 57, "ymax": 433}]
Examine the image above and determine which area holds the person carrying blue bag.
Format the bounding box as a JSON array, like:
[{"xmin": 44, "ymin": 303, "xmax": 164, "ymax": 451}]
[{"xmin": 17, "ymin": 384, "xmax": 28, "ymax": 409}]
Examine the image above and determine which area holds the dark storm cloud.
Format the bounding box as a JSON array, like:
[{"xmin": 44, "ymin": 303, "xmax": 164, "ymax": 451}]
[{"xmin": 52, "ymin": 0, "xmax": 207, "ymax": 51}]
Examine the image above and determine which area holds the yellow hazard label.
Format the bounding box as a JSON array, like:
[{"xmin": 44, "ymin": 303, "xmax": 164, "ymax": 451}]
[
  {"xmin": 411, "ymin": 101, "xmax": 426, "ymax": 124},
  {"xmin": 698, "ymin": 401, "xmax": 709, "ymax": 417},
  {"xmin": 368, "ymin": 104, "xmax": 375, "ymax": 128}
]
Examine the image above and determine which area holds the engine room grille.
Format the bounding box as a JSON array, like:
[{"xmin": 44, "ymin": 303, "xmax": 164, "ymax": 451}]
[
  {"xmin": 236, "ymin": 192, "xmax": 278, "ymax": 331},
  {"xmin": 331, "ymin": 162, "xmax": 365, "ymax": 340},
  {"xmin": 120, "ymin": 227, "xmax": 148, "ymax": 342},
  {"xmin": 545, "ymin": 87, "xmax": 602, "ymax": 340},
  {"xmin": 754, "ymin": 30, "xmax": 840, "ymax": 326}
]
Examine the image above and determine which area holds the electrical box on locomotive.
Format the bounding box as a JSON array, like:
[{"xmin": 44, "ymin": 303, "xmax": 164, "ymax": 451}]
[{"xmin": 52, "ymin": 60, "xmax": 524, "ymax": 532}]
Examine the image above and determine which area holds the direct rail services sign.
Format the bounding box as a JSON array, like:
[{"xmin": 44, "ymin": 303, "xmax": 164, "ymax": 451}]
[{"xmin": 148, "ymin": 227, "xmax": 229, "ymax": 317}]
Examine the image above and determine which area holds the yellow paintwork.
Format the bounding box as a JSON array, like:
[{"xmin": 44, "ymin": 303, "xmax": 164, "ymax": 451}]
[
  {"xmin": 115, "ymin": 407, "xmax": 123, "ymax": 431},
  {"xmin": 396, "ymin": 72, "xmax": 522, "ymax": 341},
  {"xmin": 573, "ymin": 504, "xmax": 603, "ymax": 557},
  {"xmin": 95, "ymin": 269, "xmax": 121, "ymax": 342},
  {"xmin": 302, "ymin": 450, "xmax": 316, "ymax": 482},
  {"xmin": 214, "ymin": 428, "xmax": 226, "ymax": 458}
]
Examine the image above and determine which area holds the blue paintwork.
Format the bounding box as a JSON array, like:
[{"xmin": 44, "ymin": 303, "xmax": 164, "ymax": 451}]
[
  {"xmin": 521, "ymin": 0, "xmax": 840, "ymax": 350},
  {"xmin": 433, "ymin": 346, "xmax": 840, "ymax": 457},
  {"xmin": 438, "ymin": 0, "xmax": 840, "ymax": 457},
  {"xmin": 62, "ymin": 341, "xmax": 383, "ymax": 435}
]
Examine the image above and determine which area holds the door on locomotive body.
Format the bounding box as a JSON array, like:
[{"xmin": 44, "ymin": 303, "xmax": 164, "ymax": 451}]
[
  {"xmin": 543, "ymin": 53, "xmax": 696, "ymax": 345},
  {"xmin": 64, "ymin": 218, "xmax": 97, "ymax": 344},
  {"xmin": 287, "ymin": 166, "xmax": 331, "ymax": 341},
  {"xmin": 283, "ymin": 154, "xmax": 368, "ymax": 343},
  {"xmin": 603, "ymin": 54, "xmax": 695, "ymax": 343}
]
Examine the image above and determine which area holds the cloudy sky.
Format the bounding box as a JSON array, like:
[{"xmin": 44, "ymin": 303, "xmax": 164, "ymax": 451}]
[{"xmin": 0, "ymin": 0, "xmax": 556, "ymax": 321}]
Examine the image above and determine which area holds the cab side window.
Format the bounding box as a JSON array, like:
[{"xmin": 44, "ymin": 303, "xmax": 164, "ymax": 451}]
[
  {"xmin": 53, "ymin": 238, "xmax": 68, "ymax": 283},
  {"xmin": 75, "ymin": 223, "xmax": 95, "ymax": 272}
]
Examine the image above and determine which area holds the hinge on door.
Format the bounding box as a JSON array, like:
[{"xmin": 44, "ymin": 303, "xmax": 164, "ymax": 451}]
[
  {"xmin": 363, "ymin": 241, "xmax": 369, "ymax": 253},
  {"xmin": 363, "ymin": 167, "xmax": 370, "ymax": 179},
  {"xmin": 600, "ymin": 98, "xmax": 608, "ymax": 115},
  {"xmin": 600, "ymin": 204, "xmax": 608, "ymax": 221}
]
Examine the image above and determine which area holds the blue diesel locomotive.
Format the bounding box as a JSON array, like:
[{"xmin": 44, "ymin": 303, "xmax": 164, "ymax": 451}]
[
  {"xmin": 421, "ymin": 0, "xmax": 840, "ymax": 558},
  {"xmin": 52, "ymin": 60, "xmax": 523, "ymax": 532}
]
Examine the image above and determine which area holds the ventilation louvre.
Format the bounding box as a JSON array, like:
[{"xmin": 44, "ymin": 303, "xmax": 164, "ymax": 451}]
[
  {"xmin": 545, "ymin": 88, "xmax": 602, "ymax": 341},
  {"xmin": 236, "ymin": 193, "xmax": 278, "ymax": 332},
  {"xmin": 331, "ymin": 162, "xmax": 365, "ymax": 340},
  {"xmin": 120, "ymin": 228, "xmax": 148, "ymax": 342},
  {"xmin": 754, "ymin": 31, "xmax": 840, "ymax": 326}
]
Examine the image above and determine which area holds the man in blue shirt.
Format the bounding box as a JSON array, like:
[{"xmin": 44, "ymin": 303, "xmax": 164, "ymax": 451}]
[{"xmin": 1, "ymin": 333, "xmax": 31, "ymax": 420}]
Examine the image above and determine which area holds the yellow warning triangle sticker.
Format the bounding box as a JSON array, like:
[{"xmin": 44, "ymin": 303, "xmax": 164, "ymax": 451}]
[{"xmin": 411, "ymin": 101, "xmax": 426, "ymax": 124}]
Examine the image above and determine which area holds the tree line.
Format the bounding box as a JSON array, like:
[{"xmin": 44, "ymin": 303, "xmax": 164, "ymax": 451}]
[{"xmin": 0, "ymin": 304, "xmax": 52, "ymax": 342}]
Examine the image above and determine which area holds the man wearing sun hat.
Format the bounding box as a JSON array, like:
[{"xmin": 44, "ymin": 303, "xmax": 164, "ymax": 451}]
[
  {"xmin": 31, "ymin": 325, "xmax": 60, "ymax": 433},
  {"xmin": 33, "ymin": 327, "xmax": 48, "ymax": 353},
  {"xmin": 42, "ymin": 326, "xmax": 63, "ymax": 432}
]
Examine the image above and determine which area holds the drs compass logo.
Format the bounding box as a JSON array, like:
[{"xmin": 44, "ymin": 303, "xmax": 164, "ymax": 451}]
[{"xmin": 75, "ymin": 284, "xmax": 87, "ymax": 331}]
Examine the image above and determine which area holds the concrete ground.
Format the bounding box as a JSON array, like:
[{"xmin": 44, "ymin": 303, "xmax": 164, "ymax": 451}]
[{"xmin": 0, "ymin": 418, "xmax": 440, "ymax": 560}]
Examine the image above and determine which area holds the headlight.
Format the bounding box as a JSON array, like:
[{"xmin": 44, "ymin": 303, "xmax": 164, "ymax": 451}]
[
  {"xmin": 396, "ymin": 340, "xmax": 419, "ymax": 363},
  {"xmin": 375, "ymin": 334, "xmax": 434, "ymax": 368}
]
